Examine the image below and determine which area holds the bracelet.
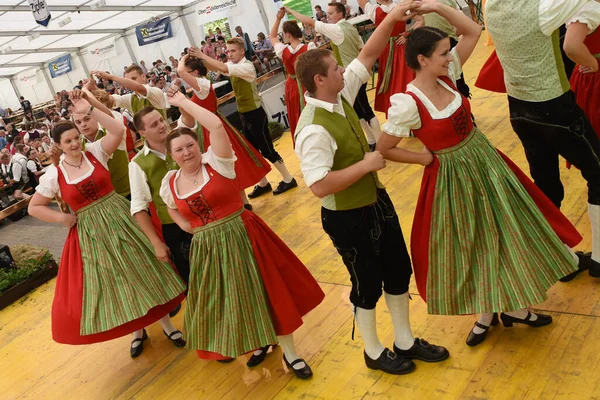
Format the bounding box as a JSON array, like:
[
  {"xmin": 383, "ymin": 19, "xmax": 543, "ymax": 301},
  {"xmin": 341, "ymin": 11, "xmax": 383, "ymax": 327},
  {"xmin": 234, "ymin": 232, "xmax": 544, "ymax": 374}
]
[{"xmin": 87, "ymin": 105, "xmax": 95, "ymax": 116}]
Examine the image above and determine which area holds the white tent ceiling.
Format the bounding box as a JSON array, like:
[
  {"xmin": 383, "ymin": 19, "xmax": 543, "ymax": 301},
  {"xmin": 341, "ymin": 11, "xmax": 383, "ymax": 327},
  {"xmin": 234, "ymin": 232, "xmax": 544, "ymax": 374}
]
[{"xmin": 0, "ymin": 0, "xmax": 200, "ymax": 75}]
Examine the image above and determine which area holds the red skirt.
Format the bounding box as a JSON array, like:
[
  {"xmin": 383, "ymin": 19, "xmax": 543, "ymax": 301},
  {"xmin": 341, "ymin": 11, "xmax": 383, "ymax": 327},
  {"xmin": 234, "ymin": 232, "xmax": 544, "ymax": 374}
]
[
  {"xmin": 52, "ymin": 228, "xmax": 185, "ymax": 345},
  {"xmin": 285, "ymin": 76, "xmax": 302, "ymax": 146},
  {"xmin": 475, "ymin": 50, "xmax": 507, "ymax": 94},
  {"xmin": 201, "ymin": 116, "xmax": 271, "ymax": 189},
  {"xmin": 375, "ymin": 42, "xmax": 414, "ymax": 116},
  {"xmin": 196, "ymin": 210, "xmax": 325, "ymax": 360},
  {"xmin": 570, "ymin": 61, "xmax": 600, "ymax": 137}
]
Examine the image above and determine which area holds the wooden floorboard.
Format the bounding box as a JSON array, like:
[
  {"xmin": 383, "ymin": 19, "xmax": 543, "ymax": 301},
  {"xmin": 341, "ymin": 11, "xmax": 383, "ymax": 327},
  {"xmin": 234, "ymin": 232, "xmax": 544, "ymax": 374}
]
[{"xmin": 2, "ymin": 36, "xmax": 600, "ymax": 399}]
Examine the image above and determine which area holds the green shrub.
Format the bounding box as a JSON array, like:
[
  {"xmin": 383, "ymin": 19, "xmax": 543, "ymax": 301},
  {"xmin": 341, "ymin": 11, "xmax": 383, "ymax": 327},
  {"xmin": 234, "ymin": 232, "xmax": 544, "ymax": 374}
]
[{"xmin": 0, "ymin": 244, "xmax": 54, "ymax": 294}]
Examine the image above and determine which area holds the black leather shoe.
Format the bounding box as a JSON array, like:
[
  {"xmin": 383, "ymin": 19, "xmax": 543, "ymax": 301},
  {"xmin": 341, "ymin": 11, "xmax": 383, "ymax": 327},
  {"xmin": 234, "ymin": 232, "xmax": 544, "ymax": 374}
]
[
  {"xmin": 246, "ymin": 344, "xmax": 277, "ymax": 367},
  {"xmin": 590, "ymin": 257, "xmax": 600, "ymax": 278},
  {"xmin": 393, "ymin": 338, "xmax": 449, "ymax": 362},
  {"xmin": 243, "ymin": 203, "xmax": 253, "ymax": 211},
  {"xmin": 248, "ymin": 183, "xmax": 272, "ymax": 199},
  {"xmin": 130, "ymin": 329, "xmax": 148, "ymax": 358},
  {"xmin": 273, "ymin": 179, "xmax": 298, "ymax": 195},
  {"xmin": 169, "ymin": 303, "xmax": 182, "ymax": 317},
  {"xmin": 369, "ymin": 143, "xmax": 376, "ymax": 152},
  {"xmin": 217, "ymin": 358, "xmax": 236, "ymax": 363},
  {"xmin": 364, "ymin": 348, "xmax": 415, "ymax": 375},
  {"xmin": 284, "ymin": 355, "xmax": 313, "ymax": 379},
  {"xmin": 163, "ymin": 330, "xmax": 186, "ymax": 347},
  {"xmin": 560, "ymin": 251, "xmax": 591, "ymax": 282},
  {"xmin": 500, "ymin": 311, "xmax": 552, "ymax": 328},
  {"xmin": 466, "ymin": 313, "xmax": 499, "ymax": 347}
]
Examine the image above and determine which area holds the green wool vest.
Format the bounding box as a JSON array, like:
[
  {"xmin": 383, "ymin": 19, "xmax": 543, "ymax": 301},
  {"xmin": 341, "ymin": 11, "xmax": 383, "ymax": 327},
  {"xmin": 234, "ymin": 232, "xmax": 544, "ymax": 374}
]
[
  {"xmin": 84, "ymin": 129, "xmax": 131, "ymax": 197},
  {"xmin": 423, "ymin": 0, "xmax": 458, "ymax": 40},
  {"xmin": 486, "ymin": 0, "xmax": 570, "ymax": 102},
  {"xmin": 330, "ymin": 21, "xmax": 362, "ymax": 68},
  {"xmin": 131, "ymin": 95, "xmax": 167, "ymax": 119},
  {"xmin": 230, "ymin": 61, "xmax": 261, "ymax": 113},
  {"xmin": 132, "ymin": 148, "xmax": 179, "ymax": 224},
  {"xmin": 296, "ymin": 97, "xmax": 383, "ymax": 211}
]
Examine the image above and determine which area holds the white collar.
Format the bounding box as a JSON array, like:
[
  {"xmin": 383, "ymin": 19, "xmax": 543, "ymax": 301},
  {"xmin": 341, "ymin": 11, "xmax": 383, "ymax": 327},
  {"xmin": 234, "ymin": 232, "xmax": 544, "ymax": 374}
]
[
  {"xmin": 304, "ymin": 92, "xmax": 344, "ymax": 114},
  {"xmin": 286, "ymin": 43, "xmax": 306, "ymax": 54},
  {"xmin": 379, "ymin": 2, "xmax": 396, "ymax": 13},
  {"xmin": 142, "ymin": 143, "xmax": 167, "ymax": 159}
]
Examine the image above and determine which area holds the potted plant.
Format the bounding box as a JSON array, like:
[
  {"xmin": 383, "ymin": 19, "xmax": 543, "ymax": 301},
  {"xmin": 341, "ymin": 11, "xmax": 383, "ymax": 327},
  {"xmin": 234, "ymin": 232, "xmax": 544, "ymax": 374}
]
[
  {"xmin": 268, "ymin": 120, "xmax": 285, "ymax": 141},
  {"xmin": 0, "ymin": 244, "xmax": 58, "ymax": 310}
]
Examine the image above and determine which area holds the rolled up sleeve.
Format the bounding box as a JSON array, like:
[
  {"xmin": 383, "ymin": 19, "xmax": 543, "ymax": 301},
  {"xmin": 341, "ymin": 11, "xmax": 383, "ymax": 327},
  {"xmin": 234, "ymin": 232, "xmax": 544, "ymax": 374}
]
[{"xmin": 295, "ymin": 125, "xmax": 338, "ymax": 187}]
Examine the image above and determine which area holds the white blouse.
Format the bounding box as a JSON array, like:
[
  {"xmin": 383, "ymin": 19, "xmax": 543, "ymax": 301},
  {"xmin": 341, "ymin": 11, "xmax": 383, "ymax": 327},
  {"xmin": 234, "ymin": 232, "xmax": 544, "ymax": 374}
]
[
  {"xmin": 382, "ymin": 48, "xmax": 463, "ymax": 138},
  {"xmin": 36, "ymin": 140, "xmax": 110, "ymax": 198},
  {"xmin": 566, "ymin": 1, "xmax": 600, "ymax": 32},
  {"xmin": 193, "ymin": 77, "xmax": 212, "ymax": 101},
  {"xmin": 159, "ymin": 146, "xmax": 237, "ymax": 210},
  {"xmin": 274, "ymin": 42, "xmax": 316, "ymax": 59}
]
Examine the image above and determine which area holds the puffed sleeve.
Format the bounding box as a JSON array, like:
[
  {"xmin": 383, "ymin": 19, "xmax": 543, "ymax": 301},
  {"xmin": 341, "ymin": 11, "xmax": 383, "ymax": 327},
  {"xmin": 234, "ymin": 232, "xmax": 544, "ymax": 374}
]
[
  {"xmin": 159, "ymin": 170, "xmax": 179, "ymax": 209},
  {"xmin": 35, "ymin": 165, "xmax": 59, "ymax": 198},
  {"xmin": 382, "ymin": 93, "xmax": 421, "ymax": 137},
  {"xmin": 202, "ymin": 146, "xmax": 237, "ymax": 180}
]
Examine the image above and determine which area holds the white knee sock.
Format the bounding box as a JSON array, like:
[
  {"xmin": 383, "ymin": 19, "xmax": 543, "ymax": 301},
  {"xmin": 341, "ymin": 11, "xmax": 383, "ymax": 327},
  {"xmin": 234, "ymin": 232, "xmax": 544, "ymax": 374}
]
[
  {"xmin": 369, "ymin": 117, "xmax": 382, "ymax": 142},
  {"xmin": 273, "ymin": 160, "xmax": 293, "ymax": 183},
  {"xmin": 360, "ymin": 119, "xmax": 377, "ymax": 145},
  {"xmin": 588, "ymin": 203, "xmax": 600, "ymax": 263},
  {"xmin": 472, "ymin": 313, "xmax": 495, "ymax": 334},
  {"xmin": 159, "ymin": 315, "xmax": 182, "ymax": 339},
  {"xmin": 258, "ymin": 177, "xmax": 269, "ymax": 187},
  {"xmin": 384, "ymin": 292, "xmax": 415, "ymax": 350},
  {"xmin": 132, "ymin": 329, "xmax": 144, "ymax": 348},
  {"xmin": 278, "ymin": 334, "xmax": 306, "ymax": 370},
  {"xmin": 355, "ymin": 307, "xmax": 385, "ymax": 359},
  {"xmin": 240, "ymin": 190, "xmax": 249, "ymax": 205}
]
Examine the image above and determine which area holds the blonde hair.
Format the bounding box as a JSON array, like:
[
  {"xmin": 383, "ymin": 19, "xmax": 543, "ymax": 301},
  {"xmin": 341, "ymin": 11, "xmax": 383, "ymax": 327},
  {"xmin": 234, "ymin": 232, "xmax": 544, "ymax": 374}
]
[{"xmin": 226, "ymin": 37, "xmax": 245, "ymax": 49}]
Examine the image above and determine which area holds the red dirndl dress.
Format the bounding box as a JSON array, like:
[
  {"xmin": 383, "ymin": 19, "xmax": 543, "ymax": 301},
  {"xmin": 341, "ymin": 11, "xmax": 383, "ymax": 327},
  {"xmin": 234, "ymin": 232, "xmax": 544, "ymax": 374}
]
[
  {"xmin": 281, "ymin": 44, "xmax": 310, "ymax": 145},
  {"xmin": 168, "ymin": 160, "xmax": 324, "ymax": 359},
  {"xmin": 374, "ymin": 6, "xmax": 415, "ymax": 115},
  {"xmin": 191, "ymin": 86, "xmax": 271, "ymax": 189},
  {"xmin": 50, "ymin": 152, "xmax": 185, "ymax": 344},
  {"xmin": 475, "ymin": 49, "xmax": 507, "ymax": 93},
  {"xmin": 570, "ymin": 28, "xmax": 600, "ymax": 138}
]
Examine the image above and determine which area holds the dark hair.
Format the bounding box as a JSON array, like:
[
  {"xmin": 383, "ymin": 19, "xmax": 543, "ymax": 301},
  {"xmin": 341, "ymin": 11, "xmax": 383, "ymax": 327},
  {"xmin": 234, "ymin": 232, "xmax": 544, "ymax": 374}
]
[
  {"xmin": 315, "ymin": 5, "xmax": 322, "ymax": 10},
  {"xmin": 26, "ymin": 148, "xmax": 35, "ymax": 157},
  {"xmin": 296, "ymin": 48, "xmax": 332, "ymax": 93},
  {"xmin": 217, "ymin": 36, "xmax": 225, "ymax": 41},
  {"xmin": 51, "ymin": 120, "xmax": 77, "ymax": 143},
  {"xmin": 165, "ymin": 66, "xmax": 172, "ymax": 72},
  {"xmin": 405, "ymin": 27, "xmax": 449, "ymax": 71},
  {"xmin": 166, "ymin": 127, "xmax": 198, "ymax": 152},
  {"xmin": 257, "ymin": 32, "xmax": 266, "ymax": 40},
  {"xmin": 133, "ymin": 106, "xmax": 159, "ymax": 131},
  {"xmin": 34, "ymin": 122, "xmax": 44, "ymax": 130},
  {"xmin": 15, "ymin": 144, "xmax": 25, "ymax": 154},
  {"xmin": 282, "ymin": 21, "xmax": 303, "ymax": 39},
  {"xmin": 185, "ymin": 57, "xmax": 208, "ymax": 77},
  {"xmin": 328, "ymin": 2, "xmax": 346, "ymax": 18}
]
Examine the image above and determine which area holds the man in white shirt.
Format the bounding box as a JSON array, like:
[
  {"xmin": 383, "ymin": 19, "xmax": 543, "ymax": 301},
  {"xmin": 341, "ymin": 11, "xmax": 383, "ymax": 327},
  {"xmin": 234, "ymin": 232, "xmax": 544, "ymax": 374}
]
[
  {"xmin": 191, "ymin": 38, "xmax": 298, "ymax": 199},
  {"xmin": 8, "ymin": 144, "xmax": 31, "ymax": 199},
  {"xmin": 294, "ymin": 0, "xmax": 449, "ymax": 376}
]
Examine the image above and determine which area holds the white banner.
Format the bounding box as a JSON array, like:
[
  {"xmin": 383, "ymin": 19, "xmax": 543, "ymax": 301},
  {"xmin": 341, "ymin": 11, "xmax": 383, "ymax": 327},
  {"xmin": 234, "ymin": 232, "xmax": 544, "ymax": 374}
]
[
  {"xmin": 18, "ymin": 71, "xmax": 37, "ymax": 88},
  {"xmin": 196, "ymin": 0, "xmax": 241, "ymax": 25},
  {"xmin": 259, "ymin": 81, "xmax": 290, "ymax": 130},
  {"xmin": 88, "ymin": 38, "xmax": 117, "ymax": 61}
]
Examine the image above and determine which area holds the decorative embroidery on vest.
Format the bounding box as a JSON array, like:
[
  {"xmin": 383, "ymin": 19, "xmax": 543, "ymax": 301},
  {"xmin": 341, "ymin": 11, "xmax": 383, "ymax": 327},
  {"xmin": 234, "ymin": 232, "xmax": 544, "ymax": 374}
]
[
  {"xmin": 186, "ymin": 194, "xmax": 216, "ymax": 224},
  {"xmin": 450, "ymin": 105, "xmax": 470, "ymax": 140},
  {"xmin": 75, "ymin": 179, "xmax": 101, "ymax": 202}
]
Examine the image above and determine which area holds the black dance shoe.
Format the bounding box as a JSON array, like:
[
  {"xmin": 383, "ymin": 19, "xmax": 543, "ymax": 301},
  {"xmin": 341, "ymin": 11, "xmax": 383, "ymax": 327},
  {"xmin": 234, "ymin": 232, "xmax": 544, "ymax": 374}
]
[
  {"xmin": 283, "ymin": 355, "xmax": 313, "ymax": 379},
  {"xmin": 364, "ymin": 348, "xmax": 416, "ymax": 375},
  {"xmin": 246, "ymin": 344, "xmax": 278, "ymax": 367},
  {"xmin": 560, "ymin": 251, "xmax": 591, "ymax": 282},
  {"xmin": 500, "ymin": 311, "xmax": 552, "ymax": 328},
  {"xmin": 466, "ymin": 313, "xmax": 499, "ymax": 347},
  {"xmin": 590, "ymin": 258, "xmax": 600, "ymax": 278},
  {"xmin": 163, "ymin": 330, "xmax": 186, "ymax": 347},
  {"xmin": 243, "ymin": 203, "xmax": 253, "ymax": 211},
  {"xmin": 248, "ymin": 183, "xmax": 272, "ymax": 199},
  {"xmin": 273, "ymin": 179, "xmax": 298, "ymax": 195},
  {"xmin": 393, "ymin": 338, "xmax": 449, "ymax": 362},
  {"xmin": 169, "ymin": 303, "xmax": 182, "ymax": 317},
  {"xmin": 130, "ymin": 329, "xmax": 148, "ymax": 358},
  {"xmin": 369, "ymin": 143, "xmax": 376, "ymax": 152}
]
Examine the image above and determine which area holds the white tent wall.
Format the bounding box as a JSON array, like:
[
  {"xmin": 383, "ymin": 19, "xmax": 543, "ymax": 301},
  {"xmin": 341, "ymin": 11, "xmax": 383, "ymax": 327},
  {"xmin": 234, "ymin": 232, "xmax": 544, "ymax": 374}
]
[
  {"xmin": 81, "ymin": 36, "xmax": 134, "ymax": 77},
  {"xmin": 0, "ymin": 80, "xmax": 21, "ymax": 111}
]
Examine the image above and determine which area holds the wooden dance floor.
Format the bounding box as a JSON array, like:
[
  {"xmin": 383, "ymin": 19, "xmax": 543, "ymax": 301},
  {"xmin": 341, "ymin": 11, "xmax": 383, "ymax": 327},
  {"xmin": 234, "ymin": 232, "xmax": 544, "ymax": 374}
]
[{"xmin": 1, "ymin": 37, "xmax": 599, "ymax": 399}]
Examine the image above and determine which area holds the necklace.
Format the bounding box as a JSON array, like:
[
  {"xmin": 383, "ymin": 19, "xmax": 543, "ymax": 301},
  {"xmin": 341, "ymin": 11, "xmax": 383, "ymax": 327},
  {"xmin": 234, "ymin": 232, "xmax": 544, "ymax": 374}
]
[
  {"xmin": 181, "ymin": 166, "xmax": 202, "ymax": 187},
  {"xmin": 63, "ymin": 155, "xmax": 84, "ymax": 169}
]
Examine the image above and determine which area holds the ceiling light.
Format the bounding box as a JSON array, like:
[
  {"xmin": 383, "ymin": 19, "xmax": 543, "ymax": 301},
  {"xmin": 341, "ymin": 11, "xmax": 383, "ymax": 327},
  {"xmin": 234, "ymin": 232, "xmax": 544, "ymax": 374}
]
[
  {"xmin": 90, "ymin": 0, "xmax": 106, "ymax": 10},
  {"xmin": 58, "ymin": 16, "xmax": 72, "ymax": 28}
]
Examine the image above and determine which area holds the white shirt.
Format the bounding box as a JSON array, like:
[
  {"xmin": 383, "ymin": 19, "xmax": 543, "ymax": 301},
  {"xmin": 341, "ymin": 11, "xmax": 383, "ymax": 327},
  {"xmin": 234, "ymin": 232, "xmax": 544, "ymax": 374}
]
[
  {"xmin": 274, "ymin": 42, "xmax": 317, "ymax": 59},
  {"xmin": 566, "ymin": 1, "xmax": 600, "ymax": 31},
  {"xmin": 12, "ymin": 153, "xmax": 29, "ymax": 183},
  {"xmin": 159, "ymin": 147, "xmax": 237, "ymax": 209},
  {"xmin": 192, "ymin": 77, "xmax": 212, "ymax": 100},
  {"xmin": 111, "ymin": 84, "xmax": 167, "ymax": 113},
  {"xmin": 26, "ymin": 159, "xmax": 38, "ymax": 173},
  {"xmin": 315, "ymin": 20, "xmax": 355, "ymax": 46},
  {"xmin": 363, "ymin": 1, "xmax": 396, "ymax": 23},
  {"xmin": 225, "ymin": 58, "xmax": 256, "ymax": 83},
  {"xmin": 295, "ymin": 58, "xmax": 370, "ymax": 187},
  {"xmin": 128, "ymin": 144, "xmax": 169, "ymax": 216},
  {"xmin": 36, "ymin": 140, "xmax": 109, "ymax": 198}
]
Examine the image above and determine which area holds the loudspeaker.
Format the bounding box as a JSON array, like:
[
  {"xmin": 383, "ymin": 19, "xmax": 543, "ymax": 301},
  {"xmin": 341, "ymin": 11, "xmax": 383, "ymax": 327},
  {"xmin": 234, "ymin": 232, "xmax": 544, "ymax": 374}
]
[{"xmin": 0, "ymin": 244, "xmax": 16, "ymax": 270}]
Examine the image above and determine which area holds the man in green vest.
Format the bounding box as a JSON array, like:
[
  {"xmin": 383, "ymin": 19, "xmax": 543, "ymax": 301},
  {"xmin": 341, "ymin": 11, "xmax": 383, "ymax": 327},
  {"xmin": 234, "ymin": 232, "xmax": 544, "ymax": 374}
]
[
  {"xmin": 287, "ymin": 2, "xmax": 381, "ymax": 151},
  {"xmin": 72, "ymin": 90, "xmax": 131, "ymax": 198},
  {"xmin": 191, "ymin": 37, "xmax": 298, "ymax": 199},
  {"xmin": 129, "ymin": 106, "xmax": 192, "ymax": 284},
  {"xmin": 91, "ymin": 65, "xmax": 167, "ymax": 117},
  {"xmin": 486, "ymin": 0, "xmax": 600, "ymax": 279},
  {"xmin": 294, "ymin": 1, "xmax": 449, "ymax": 376}
]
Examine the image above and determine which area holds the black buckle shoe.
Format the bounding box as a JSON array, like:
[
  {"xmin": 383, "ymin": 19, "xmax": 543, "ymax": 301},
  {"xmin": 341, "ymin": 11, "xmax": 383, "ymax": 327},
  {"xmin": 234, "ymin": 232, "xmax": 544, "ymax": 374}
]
[
  {"xmin": 273, "ymin": 179, "xmax": 298, "ymax": 195},
  {"xmin": 243, "ymin": 203, "xmax": 253, "ymax": 211},
  {"xmin": 284, "ymin": 355, "xmax": 313, "ymax": 379},
  {"xmin": 560, "ymin": 251, "xmax": 591, "ymax": 282},
  {"xmin": 466, "ymin": 313, "xmax": 499, "ymax": 347},
  {"xmin": 393, "ymin": 338, "xmax": 449, "ymax": 362},
  {"xmin": 169, "ymin": 303, "xmax": 182, "ymax": 317},
  {"xmin": 247, "ymin": 344, "xmax": 277, "ymax": 367},
  {"xmin": 130, "ymin": 329, "xmax": 148, "ymax": 358},
  {"xmin": 500, "ymin": 311, "xmax": 552, "ymax": 328},
  {"xmin": 364, "ymin": 348, "xmax": 415, "ymax": 375},
  {"xmin": 163, "ymin": 330, "xmax": 186, "ymax": 347},
  {"xmin": 590, "ymin": 257, "xmax": 600, "ymax": 278},
  {"xmin": 248, "ymin": 183, "xmax": 272, "ymax": 199}
]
